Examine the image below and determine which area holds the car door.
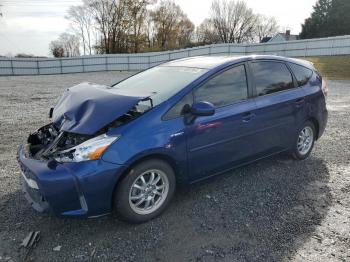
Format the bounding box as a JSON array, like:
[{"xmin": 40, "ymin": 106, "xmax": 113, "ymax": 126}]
[
  {"xmin": 247, "ymin": 60, "xmax": 306, "ymax": 156},
  {"xmin": 185, "ymin": 64, "xmax": 257, "ymax": 182}
]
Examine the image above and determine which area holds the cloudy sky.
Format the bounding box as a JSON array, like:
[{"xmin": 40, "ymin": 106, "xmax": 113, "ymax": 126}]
[{"xmin": 0, "ymin": 0, "xmax": 317, "ymax": 57}]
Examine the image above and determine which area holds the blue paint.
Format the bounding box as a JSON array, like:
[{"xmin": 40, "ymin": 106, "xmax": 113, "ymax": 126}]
[{"xmin": 17, "ymin": 55, "xmax": 328, "ymax": 218}]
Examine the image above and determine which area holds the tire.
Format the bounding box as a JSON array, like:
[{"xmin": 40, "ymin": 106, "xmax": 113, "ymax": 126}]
[
  {"xmin": 114, "ymin": 159, "xmax": 176, "ymax": 223},
  {"xmin": 292, "ymin": 121, "xmax": 316, "ymax": 160}
]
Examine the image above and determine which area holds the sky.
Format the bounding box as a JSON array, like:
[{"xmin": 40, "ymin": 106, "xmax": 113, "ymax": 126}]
[{"xmin": 0, "ymin": 0, "xmax": 318, "ymax": 57}]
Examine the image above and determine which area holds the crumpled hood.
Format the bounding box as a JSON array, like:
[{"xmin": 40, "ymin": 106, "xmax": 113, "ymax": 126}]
[{"xmin": 52, "ymin": 82, "xmax": 148, "ymax": 135}]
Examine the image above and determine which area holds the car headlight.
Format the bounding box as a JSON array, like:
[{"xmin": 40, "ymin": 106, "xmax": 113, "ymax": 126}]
[{"xmin": 54, "ymin": 134, "xmax": 120, "ymax": 163}]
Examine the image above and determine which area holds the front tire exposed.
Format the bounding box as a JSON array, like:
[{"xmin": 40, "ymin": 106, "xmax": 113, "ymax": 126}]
[
  {"xmin": 292, "ymin": 121, "xmax": 316, "ymax": 160},
  {"xmin": 114, "ymin": 159, "xmax": 176, "ymax": 223}
]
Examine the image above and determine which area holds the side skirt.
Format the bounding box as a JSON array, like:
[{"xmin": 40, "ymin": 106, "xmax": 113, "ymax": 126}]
[{"xmin": 189, "ymin": 149, "xmax": 289, "ymax": 185}]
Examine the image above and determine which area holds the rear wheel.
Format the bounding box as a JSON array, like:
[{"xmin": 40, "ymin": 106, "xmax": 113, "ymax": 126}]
[
  {"xmin": 292, "ymin": 121, "xmax": 316, "ymax": 160},
  {"xmin": 114, "ymin": 159, "xmax": 175, "ymax": 223}
]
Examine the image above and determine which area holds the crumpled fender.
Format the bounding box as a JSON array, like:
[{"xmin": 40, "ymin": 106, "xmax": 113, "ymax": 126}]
[{"xmin": 52, "ymin": 82, "xmax": 148, "ymax": 135}]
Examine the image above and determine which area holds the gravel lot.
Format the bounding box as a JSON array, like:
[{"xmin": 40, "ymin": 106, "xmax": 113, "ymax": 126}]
[{"xmin": 0, "ymin": 72, "xmax": 349, "ymax": 262}]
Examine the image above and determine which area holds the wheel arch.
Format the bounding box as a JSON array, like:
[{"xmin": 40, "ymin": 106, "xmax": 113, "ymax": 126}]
[{"xmin": 111, "ymin": 153, "xmax": 185, "ymax": 210}]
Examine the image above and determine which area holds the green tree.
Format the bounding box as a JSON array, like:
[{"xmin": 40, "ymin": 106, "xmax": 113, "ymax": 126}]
[
  {"xmin": 328, "ymin": 0, "xmax": 350, "ymax": 36},
  {"xmin": 300, "ymin": 0, "xmax": 350, "ymax": 39}
]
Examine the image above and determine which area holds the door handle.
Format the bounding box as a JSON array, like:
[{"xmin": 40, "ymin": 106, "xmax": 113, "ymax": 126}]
[{"xmin": 242, "ymin": 112, "xmax": 255, "ymax": 122}]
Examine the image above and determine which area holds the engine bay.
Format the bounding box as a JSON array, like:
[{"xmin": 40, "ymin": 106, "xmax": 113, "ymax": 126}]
[{"xmin": 26, "ymin": 105, "xmax": 145, "ymax": 160}]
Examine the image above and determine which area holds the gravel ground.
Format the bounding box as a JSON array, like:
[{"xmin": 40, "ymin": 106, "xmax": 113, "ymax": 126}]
[{"xmin": 0, "ymin": 72, "xmax": 349, "ymax": 262}]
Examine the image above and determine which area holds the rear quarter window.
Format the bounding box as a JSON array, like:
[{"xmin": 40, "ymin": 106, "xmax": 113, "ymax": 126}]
[{"xmin": 289, "ymin": 63, "xmax": 313, "ymax": 87}]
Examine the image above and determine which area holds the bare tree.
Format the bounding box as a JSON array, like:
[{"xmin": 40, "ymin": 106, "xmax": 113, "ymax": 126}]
[
  {"xmin": 126, "ymin": 0, "xmax": 155, "ymax": 53},
  {"xmin": 56, "ymin": 0, "xmax": 197, "ymax": 54},
  {"xmin": 88, "ymin": 0, "xmax": 130, "ymax": 54},
  {"xmin": 50, "ymin": 33, "xmax": 80, "ymax": 57},
  {"xmin": 210, "ymin": 0, "xmax": 258, "ymax": 43},
  {"xmin": 196, "ymin": 18, "xmax": 221, "ymax": 44},
  {"xmin": 177, "ymin": 16, "xmax": 195, "ymax": 47},
  {"xmin": 144, "ymin": 10, "xmax": 156, "ymax": 49},
  {"xmin": 255, "ymin": 15, "xmax": 279, "ymax": 42},
  {"xmin": 151, "ymin": 0, "xmax": 194, "ymax": 50},
  {"xmin": 67, "ymin": 4, "xmax": 95, "ymax": 55}
]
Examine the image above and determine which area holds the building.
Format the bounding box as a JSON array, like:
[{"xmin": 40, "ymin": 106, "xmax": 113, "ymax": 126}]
[{"xmin": 261, "ymin": 30, "xmax": 299, "ymax": 43}]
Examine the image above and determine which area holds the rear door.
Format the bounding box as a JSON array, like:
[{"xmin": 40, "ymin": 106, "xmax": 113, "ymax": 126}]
[
  {"xmin": 186, "ymin": 64, "xmax": 257, "ymax": 182},
  {"xmin": 248, "ymin": 60, "xmax": 306, "ymax": 155}
]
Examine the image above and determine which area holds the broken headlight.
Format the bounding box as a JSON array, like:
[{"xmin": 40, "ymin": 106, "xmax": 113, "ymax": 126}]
[{"xmin": 54, "ymin": 134, "xmax": 120, "ymax": 163}]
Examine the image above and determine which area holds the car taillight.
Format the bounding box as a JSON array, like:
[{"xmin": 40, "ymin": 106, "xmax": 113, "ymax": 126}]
[{"xmin": 322, "ymin": 79, "xmax": 328, "ymax": 98}]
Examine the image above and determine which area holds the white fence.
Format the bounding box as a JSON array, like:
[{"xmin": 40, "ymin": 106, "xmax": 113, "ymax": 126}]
[{"xmin": 1, "ymin": 35, "xmax": 350, "ymax": 76}]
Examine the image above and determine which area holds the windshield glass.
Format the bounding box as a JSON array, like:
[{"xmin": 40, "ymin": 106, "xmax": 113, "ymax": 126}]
[{"xmin": 111, "ymin": 66, "xmax": 208, "ymax": 107}]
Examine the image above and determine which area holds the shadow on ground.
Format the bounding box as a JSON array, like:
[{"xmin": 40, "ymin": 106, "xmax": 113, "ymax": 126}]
[{"xmin": 0, "ymin": 155, "xmax": 331, "ymax": 262}]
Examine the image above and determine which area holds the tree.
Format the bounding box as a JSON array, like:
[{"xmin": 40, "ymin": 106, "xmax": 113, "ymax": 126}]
[
  {"xmin": 126, "ymin": 0, "xmax": 155, "ymax": 53},
  {"xmin": 328, "ymin": 0, "xmax": 350, "ymax": 36},
  {"xmin": 210, "ymin": 0, "xmax": 258, "ymax": 43},
  {"xmin": 49, "ymin": 33, "xmax": 80, "ymax": 57},
  {"xmin": 300, "ymin": 0, "xmax": 332, "ymax": 39},
  {"xmin": 151, "ymin": 0, "xmax": 194, "ymax": 50},
  {"xmin": 177, "ymin": 16, "xmax": 195, "ymax": 47},
  {"xmin": 88, "ymin": 0, "xmax": 131, "ymax": 54},
  {"xmin": 58, "ymin": 0, "xmax": 197, "ymax": 54},
  {"xmin": 299, "ymin": 0, "xmax": 350, "ymax": 39},
  {"xmin": 196, "ymin": 19, "xmax": 221, "ymax": 44},
  {"xmin": 144, "ymin": 11, "xmax": 156, "ymax": 49},
  {"xmin": 60, "ymin": 33, "xmax": 81, "ymax": 57},
  {"xmin": 49, "ymin": 41, "xmax": 65, "ymax": 57},
  {"xmin": 255, "ymin": 15, "xmax": 279, "ymax": 42},
  {"xmin": 67, "ymin": 4, "xmax": 95, "ymax": 55}
]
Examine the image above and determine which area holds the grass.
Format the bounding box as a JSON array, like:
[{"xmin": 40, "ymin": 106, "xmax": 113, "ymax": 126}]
[{"xmin": 302, "ymin": 55, "xmax": 350, "ymax": 80}]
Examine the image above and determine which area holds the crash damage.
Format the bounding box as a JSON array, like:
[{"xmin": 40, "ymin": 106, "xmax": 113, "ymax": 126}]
[{"xmin": 26, "ymin": 82, "xmax": 152, "ymax": 161}]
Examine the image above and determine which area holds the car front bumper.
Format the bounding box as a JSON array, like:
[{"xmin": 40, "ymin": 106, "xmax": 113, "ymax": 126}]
[{"xmin": 17, "ymin": 145, "xmax": 126, "ymax": 218}]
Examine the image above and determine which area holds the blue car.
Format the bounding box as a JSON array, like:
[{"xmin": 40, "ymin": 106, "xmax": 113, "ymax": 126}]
[{"xmin": 17, "ymin": 55, "xmax": 328, "ymax": 223}]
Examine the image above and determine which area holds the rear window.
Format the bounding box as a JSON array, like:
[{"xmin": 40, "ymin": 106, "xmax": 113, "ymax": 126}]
[
  {"xmin": 289, "ymin": 63, "xmax": 313, "ymax": 87},
  {"xmin": 251, "ymin": 61, "xmax": 294, "ymax": 96}
]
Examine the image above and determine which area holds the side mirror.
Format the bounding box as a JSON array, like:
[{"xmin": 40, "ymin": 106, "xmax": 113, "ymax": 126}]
[{"xmin": 191, "ymin": 101, "xmax": 215, "ymax": 117}]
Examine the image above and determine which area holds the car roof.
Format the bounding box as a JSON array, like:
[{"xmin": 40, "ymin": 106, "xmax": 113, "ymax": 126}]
[{"xmin": 161, "ymin": 55, "xmax": 314, "ymax": 70}]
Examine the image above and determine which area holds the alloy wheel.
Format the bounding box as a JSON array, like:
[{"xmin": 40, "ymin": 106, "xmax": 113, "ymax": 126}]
[
  {"xmin": 297, "ymin": 126, "xmax": 314, "ymax": 155},
  {"xmin": 129, "ymin": 169, "xmax": 169, "ymax": 215}
]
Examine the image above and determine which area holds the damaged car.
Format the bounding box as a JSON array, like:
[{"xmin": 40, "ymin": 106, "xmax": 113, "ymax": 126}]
[{"xmin": 17, "ymin": 55, "xmax": 328, "ymax": 223}]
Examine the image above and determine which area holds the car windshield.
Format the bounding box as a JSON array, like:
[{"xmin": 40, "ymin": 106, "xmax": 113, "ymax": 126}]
[{"xmin": 111, "ymin": 66, "xmax": 208, "ymax": 107}]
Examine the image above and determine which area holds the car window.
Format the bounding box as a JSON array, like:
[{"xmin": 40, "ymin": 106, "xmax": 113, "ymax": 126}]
[
  {"xmin": 193, "ymin": 65, "xmax": 248, "ymax": 108},
  {"xmin": 111, "ymin": 66, "xmax": 207, "ymax": 107},
  {"xmin": 289, "ymin": 63, "xmax": 313, "ymax": 87},
  {"xmin": 163, "ymin": 92, "xmax": 193, "ymax": 120},
  {"xmin": 251, "ymin": 61, "xmax": 294, "ymax": 96}
]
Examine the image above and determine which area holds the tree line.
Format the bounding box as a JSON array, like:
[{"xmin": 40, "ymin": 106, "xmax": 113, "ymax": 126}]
[
  {"xmin": 300, "ymin": 0, "xmax": 350, "ymax": 39},
  {"xmin": 50, "ymin": 0, "xmax": 279, "ymax": 57}
]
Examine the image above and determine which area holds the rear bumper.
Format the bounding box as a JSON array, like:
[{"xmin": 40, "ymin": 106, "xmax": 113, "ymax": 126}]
[{"xmin": 17, "ymin": 145, "xmax": 126, "ymax": 218}]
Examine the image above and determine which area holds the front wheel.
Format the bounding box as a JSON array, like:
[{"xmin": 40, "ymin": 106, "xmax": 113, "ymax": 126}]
[
  {"xmin": 292, "ymin": 121, "xmax": 316, "ymax": 160},
  {"xmin": 114, "ymin": 159, "xmax": 176, "ymax": 223}
]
